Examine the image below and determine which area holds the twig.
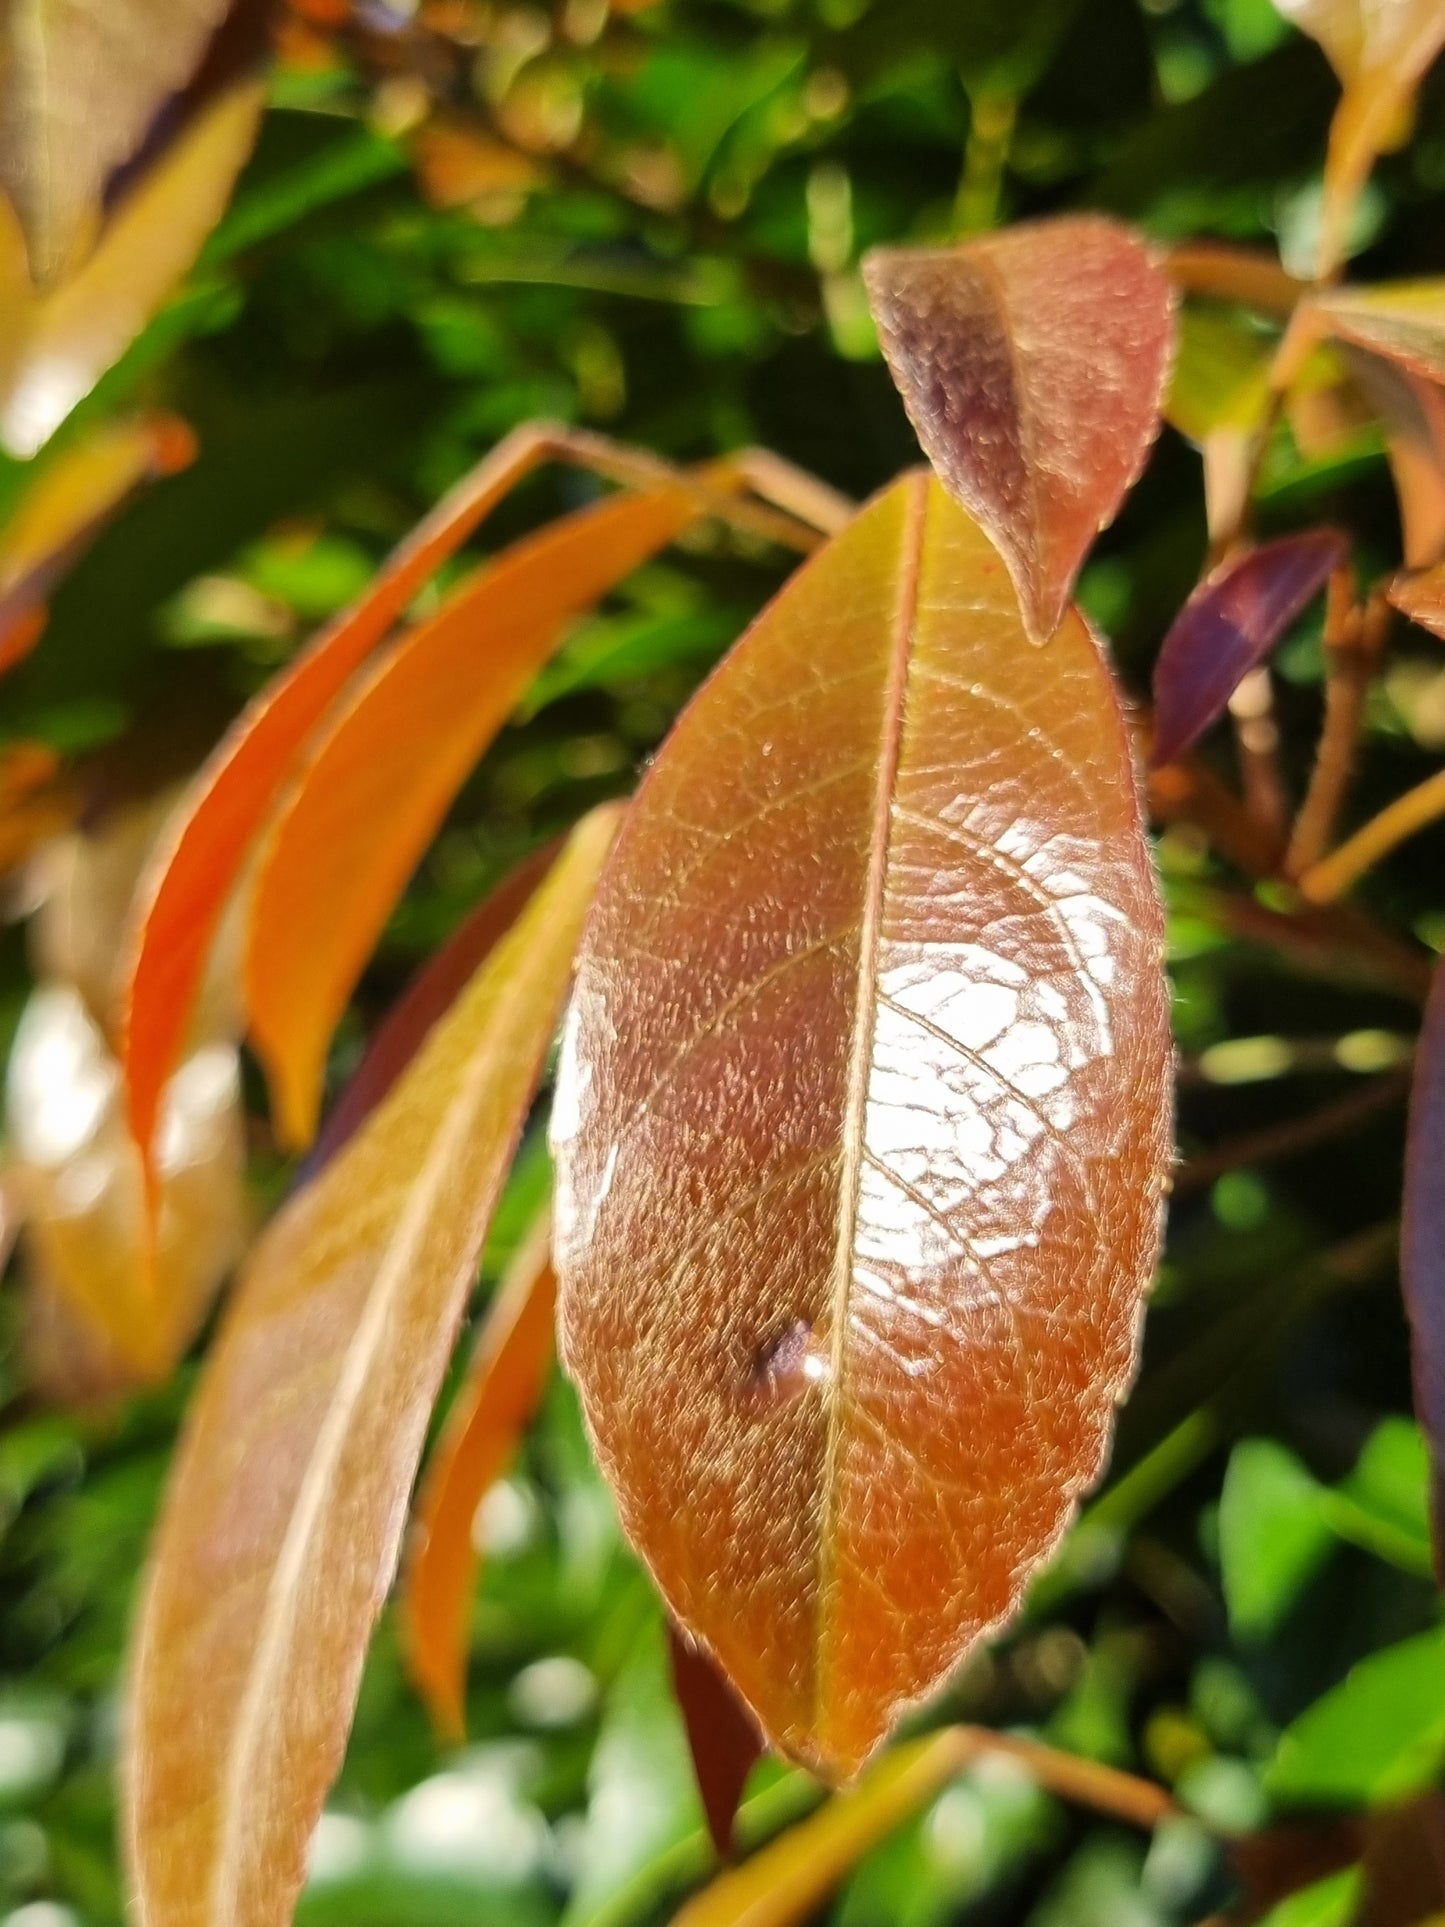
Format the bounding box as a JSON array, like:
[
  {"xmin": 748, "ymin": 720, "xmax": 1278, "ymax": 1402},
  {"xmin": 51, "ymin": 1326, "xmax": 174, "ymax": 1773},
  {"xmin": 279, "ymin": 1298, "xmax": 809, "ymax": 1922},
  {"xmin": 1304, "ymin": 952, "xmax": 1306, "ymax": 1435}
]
[
  {"xmin": 1228, "ymin": 666, "xmax": 1291, "ymax": 863},
  {"xmin": 1174, "ymin": 1066, "xmax": 1411, "ymax": 1195},
  {"xmin": 1298, "ymin": 764, "xmax": 1445, "ymax": 902},
  {"xmin": 954, "ymin": 89, "xmax": 1017, "ymax": 235},
  {"xmin": 968, "ymin": 1728, "xmax": 1176, "ymax": 1831},
  {"xmin": 1286, "ymin": 583, "xmax": 1389, "ymax": 877},
  {"xmin": 1148, "ymin": 756, "xmax": 1288, "ymax": 878}
]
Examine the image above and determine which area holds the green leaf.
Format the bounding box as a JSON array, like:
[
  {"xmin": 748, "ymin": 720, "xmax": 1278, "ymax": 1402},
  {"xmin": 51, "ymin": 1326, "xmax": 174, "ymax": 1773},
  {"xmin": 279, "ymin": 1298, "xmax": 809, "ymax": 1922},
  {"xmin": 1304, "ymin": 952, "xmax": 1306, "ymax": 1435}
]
[
  {"xmin": 1265, "ymin": 1626, "xmax": 1445, "ymax": 1807},
  {"xmin": 1254, "ymin": 1867, "xmax": 1363, "ymax": 1927},
  {"xmin": 1218, "ymin": 1440, "xmax": 1334, "ymax": 1640},
  {"xmin": 1317, "ymin": 1418, "xmax": 1433, "ymax": 1577}
]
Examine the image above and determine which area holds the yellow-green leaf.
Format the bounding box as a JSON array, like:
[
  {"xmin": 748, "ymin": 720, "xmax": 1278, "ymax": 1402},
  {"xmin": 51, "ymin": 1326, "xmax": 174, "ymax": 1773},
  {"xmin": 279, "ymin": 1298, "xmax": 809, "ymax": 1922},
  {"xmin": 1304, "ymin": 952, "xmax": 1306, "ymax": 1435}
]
[{"xmin": 122, "ymin": 807, "xmax": 618, "ymax": 1927}]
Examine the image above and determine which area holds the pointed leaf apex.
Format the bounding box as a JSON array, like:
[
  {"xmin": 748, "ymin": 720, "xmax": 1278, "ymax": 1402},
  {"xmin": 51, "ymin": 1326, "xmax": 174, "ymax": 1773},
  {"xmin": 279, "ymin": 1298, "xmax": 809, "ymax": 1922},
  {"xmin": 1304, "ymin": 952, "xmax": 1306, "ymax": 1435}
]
[{"xmin": 865, "ymin": 217, "xmax": 1175, "ymax": 641}]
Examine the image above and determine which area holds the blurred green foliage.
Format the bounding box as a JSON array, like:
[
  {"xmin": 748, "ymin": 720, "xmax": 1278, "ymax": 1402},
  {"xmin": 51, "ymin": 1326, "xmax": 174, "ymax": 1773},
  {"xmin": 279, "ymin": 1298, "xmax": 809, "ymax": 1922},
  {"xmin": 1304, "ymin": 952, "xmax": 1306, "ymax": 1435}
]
[{"xmin": 4, "ymin": 0, "xmax": 1445, "ymax": 1922}]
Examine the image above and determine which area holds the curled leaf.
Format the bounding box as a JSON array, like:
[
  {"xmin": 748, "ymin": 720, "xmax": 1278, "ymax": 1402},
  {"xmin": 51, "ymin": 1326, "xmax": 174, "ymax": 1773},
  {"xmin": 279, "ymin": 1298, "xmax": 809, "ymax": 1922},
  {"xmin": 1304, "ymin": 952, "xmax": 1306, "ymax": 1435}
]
[
  {"xmin": 124, "ymin": 806, "xmax": 618, "ymax": 1927},
  {"xmin": 1402, "ymin": 953, "xmax": 1445, "ymax": 1580},
  {"xmin": 864, "ymin": 216, "xmax": 1175, "ymax": 640},
  {"xmin": 403, "ymin": 1206, "xmax": 558, "ymax": 1740},
  {"xmin": 1150, "ymin": 529, "xmax": 1348, "ymax": 767},
  {"xmin": 553, "ymin": 475, "xmax": 1172, "ymax": 1778},
  {"xmin": 668, "ymin": 1620, "xmax": 765, "ymax": 1860},
  {"xmin": 245, "ymin": 482, "xmax": 697, "ymax": 1148}
]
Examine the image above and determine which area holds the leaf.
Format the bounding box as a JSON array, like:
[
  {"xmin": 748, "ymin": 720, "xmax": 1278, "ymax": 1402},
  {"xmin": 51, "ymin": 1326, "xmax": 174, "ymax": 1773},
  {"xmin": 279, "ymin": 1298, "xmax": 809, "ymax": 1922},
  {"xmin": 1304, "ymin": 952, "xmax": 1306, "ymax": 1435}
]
[
  {"xmin": 1218, "ymin": 1439, "xmax": 1334, "ymax": 1641},
  {"xmin": 1390, "ymin": 560, "xmax": 1445, "ymax": 638},
  {"xmin": 552, "ymin": 474, "xmax": 1172, "ymax": 1779},
  {"xmin": 1265, "ymin": 1626, "xmax": 1445, "ymax": 1808},
  {"xmin": 5, "ymin": 984, "xmax": 246, "ymax": 1385},
  {"xmin": 1164, "ymin": 242, "xmax": 1305, "ymax": 316},
  {"xmin": 863, "ymin": 218, "xmax": 1175, "ymax": 641},
  {"xmin": 402, "ymin": 1204, "xmax": 557, "ymax": 1740},
  {"xmin": 0, "ymin": 411, "xmax": 195, "ymax": 626},
  {"xmin": 0, "ymin": 0, "xmax": 238, "ymax": 282},
  {"xmin": 0, "ymin": 79, "xmax": 266, "ymax": 456},
  {"xmin": 245, "ymin": 480, "xmax": 697, "ymax": 1149},
  {"xmin": 1345, "ymin": 346, "xmax": 1445, "ymax": 568},
  {"xmin": 670, "ymin": 1728, "xmax": 974, "ymax": 1927},
  {"xmin": 1150, "ymin": 529, "xmax": 1346, "ymax": 766},
  {"xmin": 1274, "ymin": 0, "xmax": 1445, "ymax": 275},
  {"xmin": 668, "ymin": 1621, "xmax": 764, "ymax": 1859},
  {"xmin": 122, "ymin": 807, "xmax": 618, "ymax": 1927},
  {"xmin": 121, "ymin": 430, "xmax": 594, "ymax": 1190},
  {"xmin": 1311, "ymin": 280, "xmax": 1445, "ymax": 388},
  {"xmin": 1402, "ymin": 952, "xmax": 1445, "ymax": 1582},
  {"xmin": 308, "ymin": 843, "xmax": 556, "ymax": 1171},
  {"xmin": 1164, "ymin": 306, "xmax": 1276, "ymax": 448}
]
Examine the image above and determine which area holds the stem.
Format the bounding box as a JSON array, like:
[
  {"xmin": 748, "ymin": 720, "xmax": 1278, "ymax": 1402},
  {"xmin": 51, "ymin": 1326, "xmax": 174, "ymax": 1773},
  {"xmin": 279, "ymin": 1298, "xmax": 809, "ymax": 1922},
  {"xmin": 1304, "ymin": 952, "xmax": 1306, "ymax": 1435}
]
[
  {"xmin": 1287, "ymin": 584, "xmax": 1389, "ymax": 877},
  {"xmin": 1298, "ymin": 764, "xmax": 1445, "ymax": 902},
  {"xmin": 953, "ymin": 89, "xmax": 1017, "ymax": 235},
  {"xmin": 1174, "ymin": 1067, "xmax": 1411, "ymax": 1195},
  {"xmin": 1228, "ymin": 666, "xmax": 1291, "ymax": 862}
]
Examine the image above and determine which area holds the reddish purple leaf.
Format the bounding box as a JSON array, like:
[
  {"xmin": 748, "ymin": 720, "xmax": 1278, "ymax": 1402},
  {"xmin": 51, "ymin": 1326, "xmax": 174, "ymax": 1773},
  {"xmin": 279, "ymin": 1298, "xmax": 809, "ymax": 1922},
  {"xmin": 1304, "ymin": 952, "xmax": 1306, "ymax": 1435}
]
[
  {"xmin": 667, "ymin": 1620, "xmax": 764, "ymax": 1859},
  {"xmin": 307, "ymin": 844, "xmax": 556, "ymax": 1173},
  {"xmin": 1151, "ymin": 530, "xmax": 1348, "ymax": 768},
  {"xmin": 1403, "ymin": 955, "xmax": 1445, "ymax": 1584}
]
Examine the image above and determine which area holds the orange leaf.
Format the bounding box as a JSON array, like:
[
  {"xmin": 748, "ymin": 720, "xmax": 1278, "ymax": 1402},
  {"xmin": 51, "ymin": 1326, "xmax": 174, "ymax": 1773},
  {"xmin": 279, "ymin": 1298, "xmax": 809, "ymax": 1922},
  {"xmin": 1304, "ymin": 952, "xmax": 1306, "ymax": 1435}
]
[
  {"xmin": 123, "ymin": 806, "xmax": 618, "ymax": 1927},
  {"xmin": 668, "ymin": 1620, "xmax": 764, "ymax": 1859},
  {"xmin": 0, "ymin": 81, "xmax": 265, "ymax": 457},
  {"xmin": 672, "ymin": 1728, "xmax": 976, "ymax": 1927},
  {"xmin": 403, "ymin": 1205, "xmax": 557, "ymax": 1739},
  {"xmin": 122, "ymin": 427, "xmax": 583, "ymax": 1189},
  {"xmin": 245, "ymin": 480, "xmax": 698, "ymax": 1148},
  {"xmin": 552, "ymin": 474, "xmax": 1172, "ymax": 1779},
  {"xmin": 863, "ymin": 218, "xmax": 1174, "ymax": 641}
]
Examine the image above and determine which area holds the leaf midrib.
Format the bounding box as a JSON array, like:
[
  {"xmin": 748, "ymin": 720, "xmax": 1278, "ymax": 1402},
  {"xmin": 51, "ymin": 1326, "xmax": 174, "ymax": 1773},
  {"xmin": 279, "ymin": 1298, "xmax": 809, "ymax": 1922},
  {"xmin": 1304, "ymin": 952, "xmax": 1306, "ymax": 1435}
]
[{"xmin": 814, "ymin": 472, "xmax": 928, "ymax": 1741}]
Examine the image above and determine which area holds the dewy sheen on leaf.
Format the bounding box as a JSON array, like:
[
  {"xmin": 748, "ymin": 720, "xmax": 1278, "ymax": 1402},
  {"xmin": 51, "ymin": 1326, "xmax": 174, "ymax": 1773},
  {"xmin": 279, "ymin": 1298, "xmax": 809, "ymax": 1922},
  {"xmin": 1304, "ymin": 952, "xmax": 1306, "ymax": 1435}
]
[
  {"xmin": 863, "ymin": 218, "xmax": 1175, "ymax": 642},
  {"xmin": 551, "ymin": 474, "xmax": 1173, "ymax": 1781}
]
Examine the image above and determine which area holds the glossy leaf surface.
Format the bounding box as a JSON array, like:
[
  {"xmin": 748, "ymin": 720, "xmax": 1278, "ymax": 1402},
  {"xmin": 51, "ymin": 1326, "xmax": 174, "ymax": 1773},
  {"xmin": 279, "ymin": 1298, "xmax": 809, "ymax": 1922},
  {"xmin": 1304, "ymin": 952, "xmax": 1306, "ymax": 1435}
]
[
  {"xmin": 1401, "ymin": 952, "xmax": 1445, "ymax": 1579},
  {"xmin": 668, "ymin": 1621, "xmax": 764, "ymax": 1858},
  {"xmin": 0, "ymin": 0, "xmax": 235, "ymax": 281},
  {"xmin": 122, "ymin": 427, "xmax": 594, "ymax": 1185},
  {"xmin": 864, "ymin": 218, "xmax": 1174, "ymax": 640},
  {"xmin": 124, "ymin": 808, "xmax": 618, "ymax": 1927},
  {"xmin": 553, "ymin": 474, "xmax": 1172, "ymax": 1778},
  {"xmin": 1150, "ymin": 529, "xmax": 1347, "ymax": 767},
  {"xmin": 403, "ymin": 1205, "xmax": 557, "ymax": 1739},
  {"xmin": 246, "ymin": 482, "xmax": 696, "ymax": 1148}
]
